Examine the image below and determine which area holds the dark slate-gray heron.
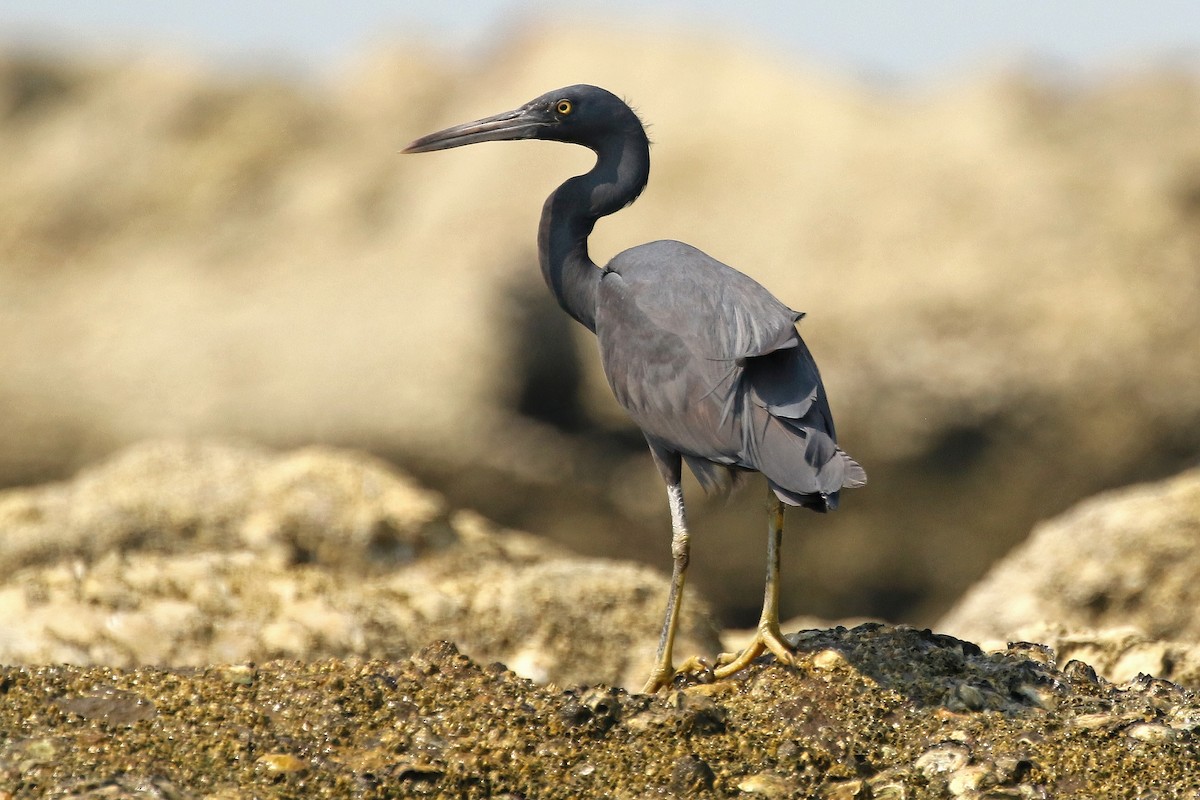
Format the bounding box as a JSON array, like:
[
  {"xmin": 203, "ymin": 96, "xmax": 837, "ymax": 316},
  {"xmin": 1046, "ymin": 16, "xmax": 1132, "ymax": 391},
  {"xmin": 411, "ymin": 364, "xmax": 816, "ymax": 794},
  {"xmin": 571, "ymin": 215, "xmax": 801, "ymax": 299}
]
[{"xmin": 404, "ymin": 85, "xmax": 866, "ymax": 692}]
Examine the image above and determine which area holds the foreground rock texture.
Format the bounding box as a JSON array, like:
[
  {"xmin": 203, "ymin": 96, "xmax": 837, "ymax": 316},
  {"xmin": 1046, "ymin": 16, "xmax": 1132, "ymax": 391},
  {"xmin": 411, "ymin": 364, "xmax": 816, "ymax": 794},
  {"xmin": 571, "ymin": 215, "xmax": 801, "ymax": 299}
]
[
  {"xmin": 941, "ymin": 466, "xmax": 1200, "ymax": 645},
  {"xmin": 0, "ymin": 440, "xmax": 719, "ymax": 689},
  {"xmin": 3, "ymin": 627, "xmax": 1199, "ymax": 798},
  {"xmin": 2, "ymin": 31, "xmax": 1199, "ymax": 626}
]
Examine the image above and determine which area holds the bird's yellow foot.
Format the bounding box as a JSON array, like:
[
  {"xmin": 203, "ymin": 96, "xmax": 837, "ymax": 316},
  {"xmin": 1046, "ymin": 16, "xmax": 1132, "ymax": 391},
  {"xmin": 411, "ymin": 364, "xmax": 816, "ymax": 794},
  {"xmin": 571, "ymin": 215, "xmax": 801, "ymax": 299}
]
[
  {"xmin": 641, "ymin": 655, "xmax": 713, "ymax": 693},
  {"xmin": 712, "ymin": 624, "xmax": 796, "ymax": 679},
  {"xmin": 642, "ymin": 663, "xmax": 675, "ymax": 694}
]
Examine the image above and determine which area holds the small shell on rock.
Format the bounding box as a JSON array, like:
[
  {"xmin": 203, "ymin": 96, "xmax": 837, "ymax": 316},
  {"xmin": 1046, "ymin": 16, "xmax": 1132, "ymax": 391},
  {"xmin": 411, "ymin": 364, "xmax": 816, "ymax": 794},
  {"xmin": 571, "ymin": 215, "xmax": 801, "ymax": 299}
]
[
  {"xmin": 1167, "ymin": 707, "xmax": 1200, "ymax": 732},
  {"xmin": 12, "ymin": 737, "xmax": 60, "ymax": 773},
  {"xmin": 947, "ymin": 764, "xmax": 993, "ymax": 795},
  {"xmin": 670, "ymin": 689, "xmax": 727, "ymax": 734},
  {"xmin": 54, "ymin": 688, "xmax": 157, "ymax": 726},
  {"xmin": 1013, "ymin": 683, "xmax": 1057, "ymax": 711},
  {"xmin": 1126, "ymin": 723, "xmax": 1177, "ymax": 743},
  {"xmin": 392, "ymin": 758, "xmax": 445, "ymax": 779},
  {"xmin": 812, "ymin": 649, "xmax": 849, "ymax": 671},
  {"xmin": 581, "ymin": 686, "xmax": 621, "ymax": 719},
  {"xmin": 785, "ymin": 629, "xmax": 823, "ymax": 646},
  {"xmin": 915, "ymin": 743, "xmax": 970, "ymax": 777},
  {"xmin": 255, "ymin": 753, "xmax": 307, "ymax": 773},
  {"xmin": 949, "ymin": 683, "xmax": 987, "ymax": 712},
  {"xmin": 557, "ymin": 687, "xmax": 621, "ymax": 734},
  {"xmin": 866, "ymin": 779, "xmax": 908, "ymax": 800},
  {"xmin": 819, "ymin": 778, "xmax": 867, "ymax": 799},
  {"xmin": 738, "ymin": 771, "xmax": 794, "ymax": 798},
  {"xmin": 1071, "ymin": 713, "xmax": 1117, "ymax": 730},
  {"xmin": 1060, "ymin": 659, "xmax": 1099, "ymax": 685},
  {"xmin": 624, "ymin": 689, "xmax": 725, "ymax": 735},
  {"xmin": 1006, "ymin": 641, "xmax": 1055, "ymax": 665},
  {"xmin": 216, "ymin": 664, "xmax": 256, "ymax": 685},
  {"xmin": 670, "ymin": 754, "xmax": 715, "ymax": 793},
  {"xmin": 992, "ymin": 756, "xmax": 1034, "ymax": 784}
]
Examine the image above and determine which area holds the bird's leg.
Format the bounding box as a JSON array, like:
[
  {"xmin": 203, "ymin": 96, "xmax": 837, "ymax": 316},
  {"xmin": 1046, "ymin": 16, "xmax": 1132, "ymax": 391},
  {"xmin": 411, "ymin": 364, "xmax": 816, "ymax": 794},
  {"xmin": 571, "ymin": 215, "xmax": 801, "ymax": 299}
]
[
  {"xmin": 713, "ymin": 488, "xmax": 796, "ymax": 678},
  {"xmin": 643, "ymin": 480, "xmax": 692, "ymax": 693}
]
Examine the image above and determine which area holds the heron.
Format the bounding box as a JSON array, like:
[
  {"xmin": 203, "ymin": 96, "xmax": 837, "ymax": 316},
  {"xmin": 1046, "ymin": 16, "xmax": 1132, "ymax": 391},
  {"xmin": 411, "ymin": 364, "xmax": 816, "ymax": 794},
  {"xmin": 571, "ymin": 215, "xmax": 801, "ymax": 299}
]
[{"xmin": 404, "ymin": 85, "xmax": 866, "ymax": 692}]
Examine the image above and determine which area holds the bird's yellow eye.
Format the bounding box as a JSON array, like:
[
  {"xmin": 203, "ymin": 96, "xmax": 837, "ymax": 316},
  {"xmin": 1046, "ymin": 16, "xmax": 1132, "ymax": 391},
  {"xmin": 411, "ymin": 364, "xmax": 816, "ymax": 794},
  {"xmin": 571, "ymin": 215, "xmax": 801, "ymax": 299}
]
[{"xmin": 556, "ymin": 99, "xmax": 573, "ymax": 115}]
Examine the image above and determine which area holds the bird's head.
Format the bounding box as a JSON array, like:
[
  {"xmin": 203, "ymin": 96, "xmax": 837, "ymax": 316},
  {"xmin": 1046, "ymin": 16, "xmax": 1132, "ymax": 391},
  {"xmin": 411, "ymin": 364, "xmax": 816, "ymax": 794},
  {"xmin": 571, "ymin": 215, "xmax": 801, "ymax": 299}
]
[{"xmin": 403, "ymin": 84, "xmax": 644, "ymax": 154}]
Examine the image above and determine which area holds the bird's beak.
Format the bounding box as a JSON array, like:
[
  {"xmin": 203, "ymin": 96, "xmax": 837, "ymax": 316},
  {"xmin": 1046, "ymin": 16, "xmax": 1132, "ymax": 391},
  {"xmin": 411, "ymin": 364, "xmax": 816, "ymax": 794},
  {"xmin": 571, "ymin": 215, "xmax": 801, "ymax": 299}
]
[{"xmin": 403, "ymin": 105, "xmax": 546, "ymax": 153}]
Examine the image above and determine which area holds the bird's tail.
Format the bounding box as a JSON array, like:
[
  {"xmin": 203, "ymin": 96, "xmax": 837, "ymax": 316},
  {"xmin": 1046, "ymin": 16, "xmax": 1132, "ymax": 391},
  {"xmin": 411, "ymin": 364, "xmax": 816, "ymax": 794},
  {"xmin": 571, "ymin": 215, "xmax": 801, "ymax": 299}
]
[
  {"xmin": 768, "ymin": 445, "xmax": 865, "ymax": 512},
  {"xmin": 748, "ymin": 410, "xmax": 867, "ymax": 512}
]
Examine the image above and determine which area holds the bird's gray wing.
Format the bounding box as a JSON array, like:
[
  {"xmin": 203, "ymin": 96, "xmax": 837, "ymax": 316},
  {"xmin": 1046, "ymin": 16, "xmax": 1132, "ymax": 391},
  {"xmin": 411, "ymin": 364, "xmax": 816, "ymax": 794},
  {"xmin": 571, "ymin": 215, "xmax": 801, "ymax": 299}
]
[
  {"xmin": 605, "ymin": 241, "xmax": 821, "ymax": 428},
  {"xmin": 605, "ymin": 241, "xmax": 802, "ymax": 362},
  {"xmin": 600, "ymin": 240, "xmax": 865, "ymax": 506}
]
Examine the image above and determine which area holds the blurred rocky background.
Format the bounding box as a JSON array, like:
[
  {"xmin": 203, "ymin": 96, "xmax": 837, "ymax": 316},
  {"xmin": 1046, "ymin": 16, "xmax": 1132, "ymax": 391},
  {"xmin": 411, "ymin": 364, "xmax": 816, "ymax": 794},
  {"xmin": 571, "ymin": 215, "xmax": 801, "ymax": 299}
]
[{"xmin": 0, "ymin": 6, "xmax": 1198, "ymax": 681}]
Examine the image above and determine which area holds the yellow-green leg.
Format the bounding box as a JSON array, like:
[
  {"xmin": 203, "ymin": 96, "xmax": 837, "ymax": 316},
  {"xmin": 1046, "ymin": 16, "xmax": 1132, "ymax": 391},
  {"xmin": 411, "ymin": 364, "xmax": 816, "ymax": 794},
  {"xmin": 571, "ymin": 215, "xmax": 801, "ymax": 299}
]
[
  {"xmin": 714, "ymin": 488, "xmax": 796, "ymax": 678},
  {"xmin": 643, "ymin": 481, "xmax": 692, "ymax": 693}
]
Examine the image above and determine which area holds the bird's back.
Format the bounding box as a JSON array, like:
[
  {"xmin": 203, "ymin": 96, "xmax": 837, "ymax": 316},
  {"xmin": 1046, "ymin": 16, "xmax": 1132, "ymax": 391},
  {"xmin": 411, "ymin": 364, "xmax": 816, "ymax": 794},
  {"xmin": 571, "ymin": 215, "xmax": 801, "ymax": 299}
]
[{"xmin": 595, "ymin": 240, "xmax": 865, "ymax": 511}]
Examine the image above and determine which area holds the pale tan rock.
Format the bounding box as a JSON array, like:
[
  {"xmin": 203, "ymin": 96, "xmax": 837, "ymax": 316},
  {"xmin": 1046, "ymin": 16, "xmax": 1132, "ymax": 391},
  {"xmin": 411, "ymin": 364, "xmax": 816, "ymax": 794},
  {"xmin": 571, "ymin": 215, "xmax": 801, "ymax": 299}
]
[
  {"xmin": 941, "ymin": 468, "xmax": 1200, "ymax": 644},
  {"xmin": 0, "ymin": 440, "xmax": 720, "ymax": 689}
]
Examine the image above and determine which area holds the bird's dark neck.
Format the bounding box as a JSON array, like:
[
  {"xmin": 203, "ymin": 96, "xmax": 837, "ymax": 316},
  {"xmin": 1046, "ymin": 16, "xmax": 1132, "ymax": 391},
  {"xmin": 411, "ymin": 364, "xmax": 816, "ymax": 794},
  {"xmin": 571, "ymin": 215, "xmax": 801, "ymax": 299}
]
[{"xmin": 538, "ymin": 129, "xmax": 650, "ymax": 333}]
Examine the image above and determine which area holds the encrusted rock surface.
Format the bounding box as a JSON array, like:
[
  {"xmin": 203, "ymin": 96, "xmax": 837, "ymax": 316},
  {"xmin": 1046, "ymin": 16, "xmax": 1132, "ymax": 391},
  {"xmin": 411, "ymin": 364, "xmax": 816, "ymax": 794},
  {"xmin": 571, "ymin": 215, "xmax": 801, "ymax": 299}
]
[
  {"xmin": 992, "ymin": 626, "xmax": 1200, "ymax": 689},
  {"xmin": 3, "ymin": 625, "xmax": 1198, "ymax": 798}
]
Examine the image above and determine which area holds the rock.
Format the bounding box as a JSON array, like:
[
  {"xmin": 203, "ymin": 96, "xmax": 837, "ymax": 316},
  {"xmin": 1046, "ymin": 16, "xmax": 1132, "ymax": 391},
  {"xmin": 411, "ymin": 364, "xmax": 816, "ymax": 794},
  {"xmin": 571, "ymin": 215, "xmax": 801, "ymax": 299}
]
[
  {"xmin": 1, "ymin": 625, "xmax": 1197, "ymax": 797},
  {"xmin": 0, "ymin": 440, "xmax": 720, "ymax": 689},
  {"xmin": 940, "ymin": 467, "xmax": 1200, "ymax": 645},
  {"xmin": 955, "ymin": 626, "xmax": 1200, "ymax": 689},
  {"xmin": 0, "ymin": 438, "xmax": 449, "ymax": 576}
]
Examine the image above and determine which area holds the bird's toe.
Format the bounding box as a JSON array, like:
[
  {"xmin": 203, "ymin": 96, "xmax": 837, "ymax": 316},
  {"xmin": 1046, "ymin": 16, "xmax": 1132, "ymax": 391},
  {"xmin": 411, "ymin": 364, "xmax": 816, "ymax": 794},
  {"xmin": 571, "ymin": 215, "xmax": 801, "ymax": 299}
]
[{"xmin": 712, "ymin": 626, "xmax": 796, "ymax": 679}]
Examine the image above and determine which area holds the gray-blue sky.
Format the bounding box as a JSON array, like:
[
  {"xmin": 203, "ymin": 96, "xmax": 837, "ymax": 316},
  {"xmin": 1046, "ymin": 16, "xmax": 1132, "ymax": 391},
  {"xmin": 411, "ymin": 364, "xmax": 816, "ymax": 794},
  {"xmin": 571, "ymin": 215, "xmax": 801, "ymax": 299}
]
[{"xmin": 2, "ymin": 1, "xmax": 1197, "ymax": 82}]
